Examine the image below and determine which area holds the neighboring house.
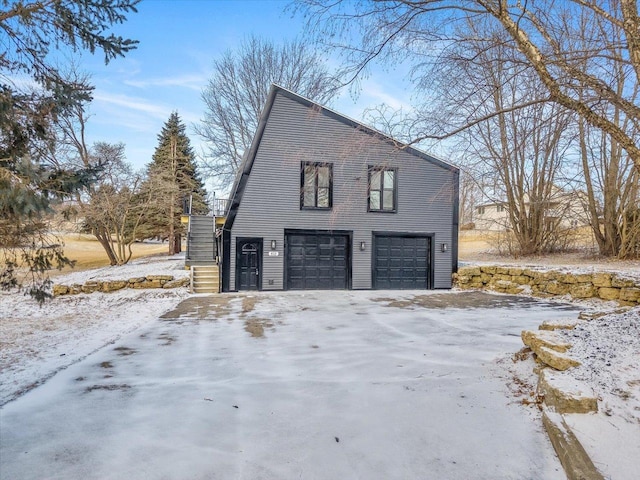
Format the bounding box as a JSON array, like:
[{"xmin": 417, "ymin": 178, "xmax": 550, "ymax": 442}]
[
  {"xmin": 474, "ymin": 190, "xmax": 590, "ymax": 231},
  {"xmin": 194, "ymin": 85, "xmax": 460, "ymax": 292}
]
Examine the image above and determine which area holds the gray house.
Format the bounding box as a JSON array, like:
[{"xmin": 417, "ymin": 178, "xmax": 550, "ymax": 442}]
[{"xmin": 221, "ymin": 85, "xmax": 459, "ymax": 292}]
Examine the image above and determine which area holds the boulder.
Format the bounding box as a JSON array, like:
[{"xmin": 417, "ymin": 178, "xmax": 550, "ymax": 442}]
[
  {"xmin": 459, "ymin": 266, "xmax": 481, "ymax": 277},
  {"xmin": 522, "ymin": 330, "xmax": 572, "ymax": 353},
  {"xmin": 592, "ymin": 273, "xmax": 612, "ymax": 287},
  {"xmin": 539, "ymin": 320, "xmax": 578, "ymax": 331},
  {"xmin": 81, "ymin": 281, "xmax": 102, "ymax": 294},
  {"xmin": 163, "ymin": 278, "xmax": 190, "ymax": 289},
  {"xmin": 511, "ymin": 275, "xmax": 530, "ymax": 285},
  {"xmin": 508, "ymin": 267, "xmax": 524, "ymax": 276},
  {"xmin": 569, "ymin": 283, "xmax": 596, "ymax": 299},
  {"xmin": 128, "ymin": 276, "xmax": 147, "ymax": 284},
  {"xmin": 611, "ymin": 275, "xmax": 636, "ymax": 288},
  {"xmin": 619, "ymin": 287, "xmax": 640, "ymax": 302},
  {"xmin": 538, "ymin": 369, "xmax": 597, "ymax": 414},
  {"xmin": 597, "ymin": 287, "xmax": 620, "ymax": 301},
  {"xmin": 131, "ymin": 280, "xmax": 163, "ymax": 289},
  {"xmin": 102, "ymin": 280, "xmax": 128, "ymax": 293},
  {"xmin": 52, "ymin": 284, "xmax": 69, "ymax": 296},
  {"xmin": 69, "ymin": 284, "xmax": 83, "ymax": 295},
  {"xmin": 496, "ymin": 266, "xmax": 511, "ymax": 275},
  {"xmin": 536, "ymin": 345, "xmax": 581, "ymax": 371},
  {"xmin": 545, "ymin": 281, "xmax": 570, "ymax": 295},
  {"xmin": 560, "ymin": 273, "xmax": 593, "ymax": 284},
  {"xmin": 146, "ymin": 275, "xmax": 174, "ymax": 282},
  {"xmin": 480, "ymin": 265, "xmax": 497, "ymax": 274}
]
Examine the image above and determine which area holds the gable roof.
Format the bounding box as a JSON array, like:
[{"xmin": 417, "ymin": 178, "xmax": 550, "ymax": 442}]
[{"xmin": 223, "ymin": 84, "xmax": 459, "ymax": 231}]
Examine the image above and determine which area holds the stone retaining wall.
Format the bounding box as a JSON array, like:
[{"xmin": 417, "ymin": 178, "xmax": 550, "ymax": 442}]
[
  {"xmin": 53, "ymin": 275, "xmax": 190, "ymax": 296},
  {"xmin": 454, "ymin": 265, "xmax": 640, "ymax": 305}
]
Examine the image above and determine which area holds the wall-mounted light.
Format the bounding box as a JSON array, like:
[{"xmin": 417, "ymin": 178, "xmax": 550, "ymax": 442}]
[
  {"xmin": 271, "ymin": 240, "xmax": 277, "ymax": 250},
  {"xmin": 441, "ymin": 243, "xmax": 448, "ymax": 253},
  {"xmin": 360, "ymin": 241, "xmax": 366, "ymax": 251}
]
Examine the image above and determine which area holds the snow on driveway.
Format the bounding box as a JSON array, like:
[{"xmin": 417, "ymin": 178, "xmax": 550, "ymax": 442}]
[{"xmin": 0, "ymin": 290, "xmax": 579, "ymax": 479}]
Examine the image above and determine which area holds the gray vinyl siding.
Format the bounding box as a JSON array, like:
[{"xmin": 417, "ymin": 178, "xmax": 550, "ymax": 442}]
[{"xmin": 229, "ymin": 92, "xmax": 457, "ymax": 290}]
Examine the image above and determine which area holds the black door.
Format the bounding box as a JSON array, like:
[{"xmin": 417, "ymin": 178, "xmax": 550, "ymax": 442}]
[
  {"xmin": 374, "ymin": 235, "xmax": 431, "ymax": 289},
  {"xmin": 236, "ymin": 238, "xmax": 262, "ymax": 290},
  {"xmin": 285, "ymin": 233, "xmax": 349, "ymax": 290}
]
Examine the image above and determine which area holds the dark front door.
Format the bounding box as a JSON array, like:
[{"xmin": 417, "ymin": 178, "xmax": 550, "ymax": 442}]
[
  {"xmin": 373, "ymin": 234, "xmax": 432, "ymax": 289},
  {"xmin": 285, "ymin": 232, "xmax": 350, "ymax": 290},
  {"xmin": 236, "ymin": 238, "xmax": 262, "ymax": 291}
]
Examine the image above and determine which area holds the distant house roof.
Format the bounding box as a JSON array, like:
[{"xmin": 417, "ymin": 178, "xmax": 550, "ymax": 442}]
[{"xmin": 224, "ymin": 84, "xmax": 459, "ymax": 231}]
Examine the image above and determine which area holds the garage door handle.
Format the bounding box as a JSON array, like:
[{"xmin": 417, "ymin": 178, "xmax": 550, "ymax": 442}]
[{"xmin": 256, "ymin": 269, "xmax": 259, "ymax": 276}]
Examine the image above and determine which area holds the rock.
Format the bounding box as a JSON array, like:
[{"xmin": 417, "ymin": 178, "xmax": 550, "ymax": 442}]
[
  {"xmin": 611, "ymin": 275, "xmax": 635, "ymax": 288},
  {"xmin": 456, "ymin": 274, "xmax": 471, "ymax": 284},
  {"xmin": 163, "ymin": 278, "xmax": 190, "ymax": 289},
  {"xmin": 52, "ymin": 284, "xmax": 69, "ymax": 296},
  {"xmin": 592, "ymin": 273, "xmax": 612, "ymax": 287},
  {"xmin": 81, "ymin": 281, "xmax": 102, "ymax": 294},
  {"xmin": 102, "ymin": 280, "xmax": 128, "ymax": 293},
  {"xmin": 480, "ymin": 266, "xmax": 497, "ymax": 274},
  {"xmin": 69, "ymin": 284, "xmax": 83, "ymax": 295},
  {"xmin": 569, "ymin": 283, "xmax": 596, "ymax": 299},
  {"xmin": 522, "ymin": 330, "xmax": 572, "ymax": 353},
  {"xmin": 560, "ymin": 273, "xmax": 593, "ymax": 284},
  {"xmin": 536, "ymin": 345, "xmax": 581, "ymax": 371},
  {"xmin": 131, "ymin": 280, "xmax": 163, "ymax": 289},
  {"xmin": 542, "ymin": 410, "xmax": 605, "ymax": 480},
  {"xmin": 493, "ymin": 273, "xmax": 512, "ymax": 282},
  {"xmin": 511, "ymin": 275, "xmax": 530, "ymax": 285},
  {"xmin": 496, "ymin": 266, "xmax": 511, "ymax": 275},
  {"xmin": 128, "ymin": 277, "xmax": 147, "ymax": 284},
  {"xmin": 545, "ymin": 281, "xmax": 570, "ymax": 295},
  {"xmin": 539, "ymin": 320, "xmax": 578, "ymax": 331},
  {"xmin": 597, "ymin": 287, "xmax": 620, "ymax": 301},
  {"xmin": 508, "ymin": 267, "xmax": 523, "ymax": 276},
  {"xmin": 538, "ymin": 369, "xmax": 597, "ymax": 414},
  {"xmin": 480, "ymin": 273, "xmax": 492, "ymax": 284},
  {"xmin": 146, "ymin": 275, "xmax": 174, "ymax": 282},
  {"xmin": 619, "ymin": 287, "xmax": 640, "ymax": 302}
]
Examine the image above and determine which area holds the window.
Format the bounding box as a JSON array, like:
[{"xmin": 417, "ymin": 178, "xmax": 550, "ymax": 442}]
[
  {"xmin": 497, "ymin": 205, "xmax": 505, "ymax": 213},
  {"xmin": 477, "ymin": 206, "xmax": 486, "ymax": 215},
  {"xmin": 301, "ymin": 162, "xmax": 332, "ymax": 209},
  {"xmin": 368, "ymin": 166, "xmax": 397, "ymax": 212}
]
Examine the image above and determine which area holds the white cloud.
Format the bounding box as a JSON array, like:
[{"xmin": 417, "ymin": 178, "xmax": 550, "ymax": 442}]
[
  {"xmin": 92, "ymin": 91, "xmax": 169, "ymax": 120},
  {"xmin": 124, "ymin": 73, "xmax": 207, "ymax": 91},
  {"xmin": 358, "ymin": 79, "xmax": 413, "ymax": 111}
]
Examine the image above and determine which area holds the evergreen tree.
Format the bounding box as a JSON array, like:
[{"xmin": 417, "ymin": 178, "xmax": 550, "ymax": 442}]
[
  {"xmin": 143, "ymin": 112, "xmax": 208, "ymax": 255},
  {"xmin": 1, "ymin": 0, "xmax": 139, "ymax": 303}
]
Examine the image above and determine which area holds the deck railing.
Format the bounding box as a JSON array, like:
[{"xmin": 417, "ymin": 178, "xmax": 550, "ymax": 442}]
[{"xmin": 213, "ymin": 198, "xmax": 229, "ymax": 217}]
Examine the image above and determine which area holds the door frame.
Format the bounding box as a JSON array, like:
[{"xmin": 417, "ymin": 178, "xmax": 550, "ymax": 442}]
[
  {"xmin": 371, "ymin": 231, "xmax": 435, "ymax": 290},
  {"xmin": 283, "ymin": 229, "xmax": 353, "ymax": 290},
  {"xmin": 235, "ymin": 237, "xmax": 263, "ymax": 291}
]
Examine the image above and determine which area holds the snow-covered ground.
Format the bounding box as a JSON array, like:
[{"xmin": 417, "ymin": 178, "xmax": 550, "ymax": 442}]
[
  {"xmin": 0, "ymin": 254, "xmax": 190, "ymax": 405},
  {"xmin": 1, "ymin": 254, "xmax": 638, "ymax": 479},
  {"xmin": 1, "ymin": 290, "xmax": 574, "ymax": 479}
]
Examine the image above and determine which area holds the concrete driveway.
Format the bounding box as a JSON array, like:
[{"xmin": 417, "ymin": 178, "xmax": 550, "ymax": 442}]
[{"xmin": 0, "ymin": 291, "xmax": 578, "ymax": 479}]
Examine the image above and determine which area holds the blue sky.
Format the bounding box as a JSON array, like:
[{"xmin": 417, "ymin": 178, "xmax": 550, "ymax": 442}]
[{"xmin": 77, "ymin": 0, "xmax": 415, "ymax": 183}]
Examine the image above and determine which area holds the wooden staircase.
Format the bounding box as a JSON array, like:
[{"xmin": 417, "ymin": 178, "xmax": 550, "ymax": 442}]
[
  {"xmin": 186, "ymin": 215, "xmax": 217, "ymax": 267},
  {"xmin": 190, "ymin": 265, "xmax": 220, "ymax": 294}
]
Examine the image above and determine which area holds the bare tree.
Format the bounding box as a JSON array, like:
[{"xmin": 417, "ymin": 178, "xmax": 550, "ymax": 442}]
[
  {"xmin": 55, "ymin": 92, "xmax": 153, "ymax": 265},
  {"xmin": 196, "ymin": 35, "xmax": 342, "ymax": 189},
  {"xmin": 77, "ymin": 143, "xmax": 152, "ymax": 265},
  {"xmin": 297, "ymin": 0, "xmax": 640, "ymax": 173}
]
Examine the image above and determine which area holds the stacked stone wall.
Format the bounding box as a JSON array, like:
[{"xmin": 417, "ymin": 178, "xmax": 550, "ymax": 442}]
[
  {"xmin": 53, "ymin": 275, "xmax": 189, "ymax": 296},
  {"xmin": 454, "ymin": 266, "xmax": 640, "ymax": 305}
]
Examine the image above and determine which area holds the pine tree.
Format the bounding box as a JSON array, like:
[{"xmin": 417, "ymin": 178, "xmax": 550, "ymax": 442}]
[
  {"xmin": 1, "ymin": 0, "xmax": 139, "ymax": 303},
  {"xmin": 143, "ymin": 112, "xmax": 208, "ymax": 254}
]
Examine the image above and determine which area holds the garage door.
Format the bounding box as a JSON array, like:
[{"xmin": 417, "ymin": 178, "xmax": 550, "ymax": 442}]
[
  {"xmin": 374, "ymin": 235, "xmax": 431, "ymax": 289},
  {"xmin": 286, "ymin": 233, "xmax": 349, "ymax": 290}
]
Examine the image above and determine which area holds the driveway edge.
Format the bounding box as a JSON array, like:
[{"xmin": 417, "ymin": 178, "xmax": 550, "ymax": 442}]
[{"xmin": 541, "ymin": 409, "xmax": 604, "ymax": 480}]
